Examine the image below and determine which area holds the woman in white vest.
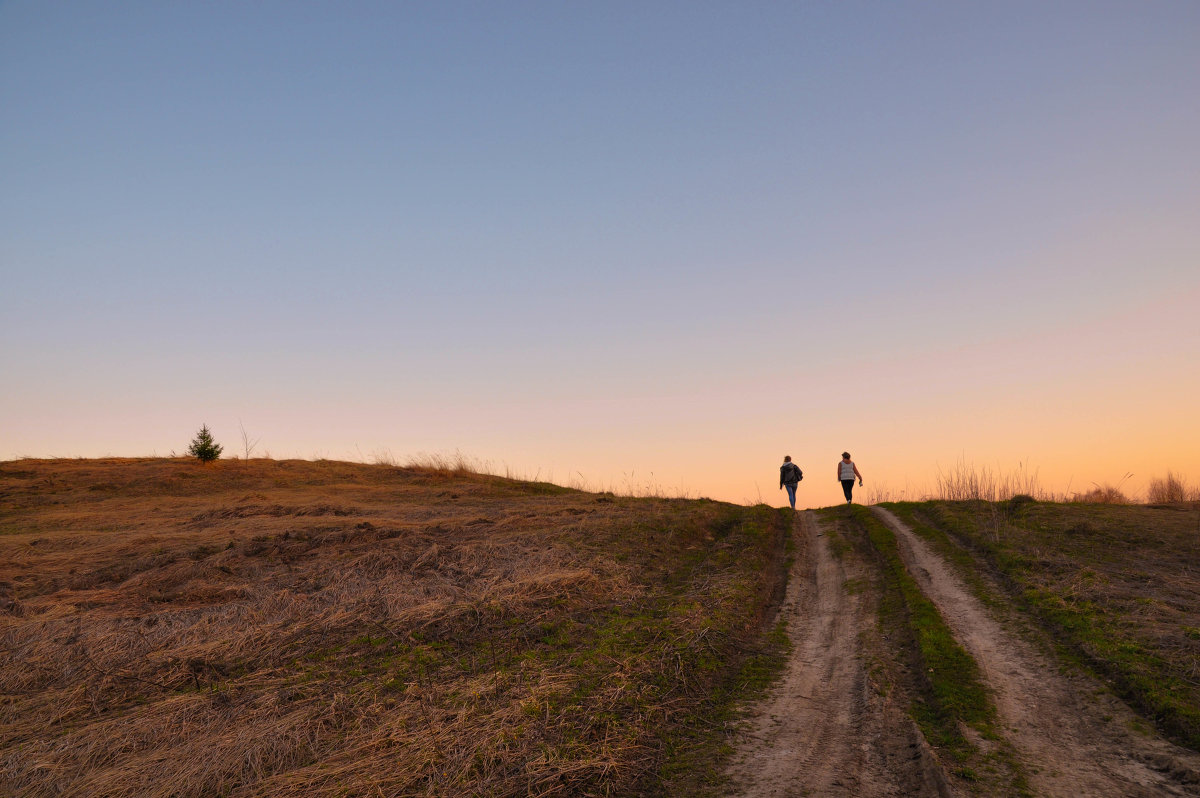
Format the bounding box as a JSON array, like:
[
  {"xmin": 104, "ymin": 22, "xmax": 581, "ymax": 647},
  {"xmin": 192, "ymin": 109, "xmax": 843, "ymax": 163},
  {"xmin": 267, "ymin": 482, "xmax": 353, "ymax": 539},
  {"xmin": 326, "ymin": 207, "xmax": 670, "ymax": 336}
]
[{"xmin": 837, "ymin": 452, "xmax": 863, "ymax": 504}]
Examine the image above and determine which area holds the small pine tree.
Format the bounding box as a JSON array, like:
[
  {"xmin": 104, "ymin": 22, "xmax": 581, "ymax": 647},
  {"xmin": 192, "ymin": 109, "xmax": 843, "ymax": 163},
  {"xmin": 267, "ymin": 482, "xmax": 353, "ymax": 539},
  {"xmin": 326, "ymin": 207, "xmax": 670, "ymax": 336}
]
[{"xmin": 187, "ymin": 424, "xmax": 223, "ymax": 463}]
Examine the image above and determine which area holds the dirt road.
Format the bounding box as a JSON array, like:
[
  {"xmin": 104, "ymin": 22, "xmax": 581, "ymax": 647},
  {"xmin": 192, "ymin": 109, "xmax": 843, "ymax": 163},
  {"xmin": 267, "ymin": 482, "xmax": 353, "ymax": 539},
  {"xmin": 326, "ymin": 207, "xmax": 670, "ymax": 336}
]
[
  {"xmin": 726, "ymin": 511, "xmax": 950, "ymax": 797},
  {"xmin": 726, "ymin": 507, "xmax": 1200, "ymax": 797}
]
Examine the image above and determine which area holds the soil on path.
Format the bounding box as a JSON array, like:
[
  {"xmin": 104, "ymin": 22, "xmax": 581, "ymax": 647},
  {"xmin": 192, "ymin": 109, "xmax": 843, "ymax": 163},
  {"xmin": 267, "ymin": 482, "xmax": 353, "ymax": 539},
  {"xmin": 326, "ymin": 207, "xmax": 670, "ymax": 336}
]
[
  {"xmin": 872, "ymin": 505, "xmax": 1200, "ymax": 798},
  {"xmin": 725, "ymin": 511, "xmax": 950, "ymax": 797}
]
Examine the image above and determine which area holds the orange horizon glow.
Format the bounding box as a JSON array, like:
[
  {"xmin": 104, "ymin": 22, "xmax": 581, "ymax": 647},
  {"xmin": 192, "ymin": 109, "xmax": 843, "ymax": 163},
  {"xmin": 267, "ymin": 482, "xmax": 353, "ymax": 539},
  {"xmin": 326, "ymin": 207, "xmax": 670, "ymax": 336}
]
[{"xmin": 2, "ymin": 6, "xmax": 1198, "ymax": 512}]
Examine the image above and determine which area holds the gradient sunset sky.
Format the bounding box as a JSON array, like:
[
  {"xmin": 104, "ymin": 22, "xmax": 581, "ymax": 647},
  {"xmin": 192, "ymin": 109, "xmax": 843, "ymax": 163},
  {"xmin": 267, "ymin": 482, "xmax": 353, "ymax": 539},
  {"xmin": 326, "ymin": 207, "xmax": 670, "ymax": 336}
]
[{"xmin": 2, "ymin": 2, "xmax": 1198, "ymax": 508}]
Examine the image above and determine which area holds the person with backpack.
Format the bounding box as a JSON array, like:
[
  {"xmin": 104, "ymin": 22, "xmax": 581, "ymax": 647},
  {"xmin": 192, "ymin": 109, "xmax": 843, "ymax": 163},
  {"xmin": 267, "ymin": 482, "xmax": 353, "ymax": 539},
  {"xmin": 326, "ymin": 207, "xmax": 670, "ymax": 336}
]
[
  {"xmin": 838, "ymin": 452, "xmax": 863, "ymax": 503},
  {"xmin": 779, "ymin": 455, "xmax": 803, "ymax": 509}
]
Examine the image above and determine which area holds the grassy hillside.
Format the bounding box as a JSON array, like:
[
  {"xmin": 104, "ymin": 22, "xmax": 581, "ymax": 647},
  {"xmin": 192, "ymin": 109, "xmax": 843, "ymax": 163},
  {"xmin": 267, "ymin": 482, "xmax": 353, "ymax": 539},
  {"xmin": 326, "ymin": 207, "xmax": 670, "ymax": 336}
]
[
  {"xmin": 886, "ymin": 498, "xmax": 1200, "ymax": 751},
  {"xmin": 0, "ymin": 459, "xmax": 788, "ymax": 797}
]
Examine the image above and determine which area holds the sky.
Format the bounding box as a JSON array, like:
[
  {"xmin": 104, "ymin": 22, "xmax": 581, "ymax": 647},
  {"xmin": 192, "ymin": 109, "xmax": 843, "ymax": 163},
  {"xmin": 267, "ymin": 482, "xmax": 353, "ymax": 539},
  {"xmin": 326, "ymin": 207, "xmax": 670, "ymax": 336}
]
[{"xmin": 2, "ymin": 1, "xmax": 1198, "ymax": 508}]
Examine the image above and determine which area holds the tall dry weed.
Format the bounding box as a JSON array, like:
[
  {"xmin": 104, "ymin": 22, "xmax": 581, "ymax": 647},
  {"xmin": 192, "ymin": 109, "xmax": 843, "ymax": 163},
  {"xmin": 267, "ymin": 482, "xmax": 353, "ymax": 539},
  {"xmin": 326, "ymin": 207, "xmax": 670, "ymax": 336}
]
[
  {"xmin": 1147, "ymin": 471, "xmax": 1198, "ymax": 504},
  {"xmin": 933, "ymin": 458, "xmax": 1048, "ymax": 502}
]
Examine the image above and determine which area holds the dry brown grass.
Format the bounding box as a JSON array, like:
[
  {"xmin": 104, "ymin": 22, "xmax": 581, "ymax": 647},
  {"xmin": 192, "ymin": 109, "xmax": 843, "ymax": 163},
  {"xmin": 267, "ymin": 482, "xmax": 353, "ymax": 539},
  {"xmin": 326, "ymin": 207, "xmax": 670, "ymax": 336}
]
[{"xmin": 0, "ymin": 458, "xmax": 786, "ymax": 797}]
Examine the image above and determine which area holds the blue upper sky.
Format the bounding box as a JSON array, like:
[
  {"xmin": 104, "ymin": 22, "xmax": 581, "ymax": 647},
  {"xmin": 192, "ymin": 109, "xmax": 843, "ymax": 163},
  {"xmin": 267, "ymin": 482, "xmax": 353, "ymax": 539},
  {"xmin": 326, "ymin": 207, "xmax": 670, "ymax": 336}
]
[{"xmin": 3, "ymin": 2, "xmax": 1198, "ymax": 504}]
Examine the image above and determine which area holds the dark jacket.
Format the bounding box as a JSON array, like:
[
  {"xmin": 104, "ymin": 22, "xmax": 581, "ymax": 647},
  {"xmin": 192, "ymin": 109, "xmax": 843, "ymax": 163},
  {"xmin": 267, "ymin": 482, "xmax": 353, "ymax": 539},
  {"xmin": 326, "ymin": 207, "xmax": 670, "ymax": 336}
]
[{"xmin": 780, "ymin": 462, "xmax": 802, "ymax": 487}]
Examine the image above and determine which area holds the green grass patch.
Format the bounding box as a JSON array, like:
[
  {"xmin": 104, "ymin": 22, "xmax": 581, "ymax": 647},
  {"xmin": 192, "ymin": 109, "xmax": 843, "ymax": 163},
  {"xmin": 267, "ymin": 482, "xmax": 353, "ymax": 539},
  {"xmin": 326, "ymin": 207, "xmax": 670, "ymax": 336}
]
[{"xmin": 851, "ymin": 507, "xmax": 993, "ymax": 749}]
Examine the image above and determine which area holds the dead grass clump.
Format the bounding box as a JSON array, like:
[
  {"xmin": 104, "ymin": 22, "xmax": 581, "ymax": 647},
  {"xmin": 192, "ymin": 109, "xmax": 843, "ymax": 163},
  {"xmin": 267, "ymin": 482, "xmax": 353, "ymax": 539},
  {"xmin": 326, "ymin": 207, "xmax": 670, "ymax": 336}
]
[
  {"xmin": 404, "ymin": 450, "xmax": 483, "ymax": 476},
  {"xmin": 1074, "ymin": 485, "xmax": 1130, "ymax": 504},
  {"xmin": 1073, "ymin": 473, "xmax": 1134, "ymax": 505}
]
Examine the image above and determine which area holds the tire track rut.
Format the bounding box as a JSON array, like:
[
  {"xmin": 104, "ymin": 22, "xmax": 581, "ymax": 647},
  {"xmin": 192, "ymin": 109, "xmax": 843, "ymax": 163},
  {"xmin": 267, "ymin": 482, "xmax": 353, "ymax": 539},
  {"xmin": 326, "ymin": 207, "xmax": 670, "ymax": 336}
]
[
  {"xmin": 873, "ymin": 505, "xmax": 1200, "ymax": 797},
  {"xmin": 726, "ymin": 511, "xmax": 949, "ymax": 797}
]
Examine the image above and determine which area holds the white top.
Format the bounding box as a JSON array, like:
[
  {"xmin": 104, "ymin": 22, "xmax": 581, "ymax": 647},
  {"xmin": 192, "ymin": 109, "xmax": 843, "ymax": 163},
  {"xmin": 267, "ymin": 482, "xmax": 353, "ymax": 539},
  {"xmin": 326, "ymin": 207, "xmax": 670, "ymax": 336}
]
[{"xmin": 839, "ymin": 461, "xmax": 856, "ymax": 480}]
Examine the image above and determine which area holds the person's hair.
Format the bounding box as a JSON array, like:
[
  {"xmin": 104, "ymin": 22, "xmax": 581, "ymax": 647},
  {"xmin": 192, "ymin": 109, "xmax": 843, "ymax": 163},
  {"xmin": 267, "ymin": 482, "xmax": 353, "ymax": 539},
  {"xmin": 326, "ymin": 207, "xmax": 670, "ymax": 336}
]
[
  {"xmin": 842, "ymin": 452, "xmax": 851, "ymax": 459},
  {"xmin": 784, "ymin": 455, "xmax": 791, "ymax": 462}
]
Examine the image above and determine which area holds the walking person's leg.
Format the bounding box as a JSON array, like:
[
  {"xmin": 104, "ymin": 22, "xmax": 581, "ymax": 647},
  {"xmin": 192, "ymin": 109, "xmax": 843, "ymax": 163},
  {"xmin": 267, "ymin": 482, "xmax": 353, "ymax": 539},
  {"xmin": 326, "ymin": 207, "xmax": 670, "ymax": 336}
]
[
  {"xmin": 786, "ymin": 483, "xmax": 797, "ymax": 509},
  {"xmin": 841, "ymin": 479, "xmax": 854, "ymax": 503}
]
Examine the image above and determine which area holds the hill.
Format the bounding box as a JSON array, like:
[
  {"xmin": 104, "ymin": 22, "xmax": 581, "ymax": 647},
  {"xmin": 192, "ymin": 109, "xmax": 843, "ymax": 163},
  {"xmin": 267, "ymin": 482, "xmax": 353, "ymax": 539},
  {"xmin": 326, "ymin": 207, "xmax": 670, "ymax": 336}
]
[
  {"xmin": 9, "ymin": 459, "xmax": 1200, "ymax": 797},
  {"xmin": 0, "ymin": 458, "xmax": 788, "ymax": 797}
]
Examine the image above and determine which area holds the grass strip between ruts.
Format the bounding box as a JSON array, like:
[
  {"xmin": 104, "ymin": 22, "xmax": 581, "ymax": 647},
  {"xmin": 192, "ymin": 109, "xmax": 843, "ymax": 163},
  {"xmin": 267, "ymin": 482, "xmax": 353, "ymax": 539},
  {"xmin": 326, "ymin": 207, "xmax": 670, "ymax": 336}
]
[{"xmin": 823, "ymin": 505, "xmax": 1030, "ymax": 794}]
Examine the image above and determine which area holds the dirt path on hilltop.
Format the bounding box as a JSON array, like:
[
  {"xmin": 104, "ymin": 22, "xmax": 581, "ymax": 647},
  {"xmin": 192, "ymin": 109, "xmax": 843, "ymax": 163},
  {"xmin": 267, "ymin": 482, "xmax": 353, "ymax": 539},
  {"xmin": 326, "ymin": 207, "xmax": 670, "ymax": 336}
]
[
  {"xmin": 872, "ymin": 506, "xmax": 1200, "ymax": 797},
  {"xmin": 725, "ymin": 511, "xmax": 951, "ymax": 798}
]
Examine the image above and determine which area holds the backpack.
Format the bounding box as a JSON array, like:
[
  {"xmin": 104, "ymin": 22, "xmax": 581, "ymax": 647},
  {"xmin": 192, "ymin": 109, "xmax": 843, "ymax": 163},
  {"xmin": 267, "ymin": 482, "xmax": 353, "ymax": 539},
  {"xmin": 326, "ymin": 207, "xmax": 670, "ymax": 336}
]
[{"xmin": 782, "ymin": 463, "xmax": 803, "ymax": 483}]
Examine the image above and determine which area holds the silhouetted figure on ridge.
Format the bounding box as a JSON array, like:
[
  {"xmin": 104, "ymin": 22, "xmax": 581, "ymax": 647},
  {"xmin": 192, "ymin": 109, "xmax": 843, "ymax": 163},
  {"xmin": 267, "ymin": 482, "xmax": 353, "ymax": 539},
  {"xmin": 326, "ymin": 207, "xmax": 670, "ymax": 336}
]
[
  {"xmin": 779, "ymin": 455, "xmax": 803, "ymax": 509},
  {"xmin": 838, "ymin": 452, "xmax": 863, "ymax": 503}
]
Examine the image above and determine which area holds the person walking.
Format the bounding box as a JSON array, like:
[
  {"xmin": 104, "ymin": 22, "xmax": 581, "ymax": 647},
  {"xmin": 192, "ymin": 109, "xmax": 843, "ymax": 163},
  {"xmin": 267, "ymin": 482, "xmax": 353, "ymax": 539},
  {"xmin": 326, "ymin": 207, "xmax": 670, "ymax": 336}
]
[
  {"xmin": 838, "ymin": 452, "xmax": 863, "ymax": 504},
  {"xmin": 780, "ymin": 455, "xmax": 803, "ymax": 509}
]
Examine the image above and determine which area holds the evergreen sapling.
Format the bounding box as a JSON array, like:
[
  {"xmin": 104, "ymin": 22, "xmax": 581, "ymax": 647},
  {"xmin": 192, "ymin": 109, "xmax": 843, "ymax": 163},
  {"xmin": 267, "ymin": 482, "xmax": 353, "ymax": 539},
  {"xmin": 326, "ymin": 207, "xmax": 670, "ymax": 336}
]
[{"xmin": 187, "ymin": 425, "xmax": 223, "ymax": 462}]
